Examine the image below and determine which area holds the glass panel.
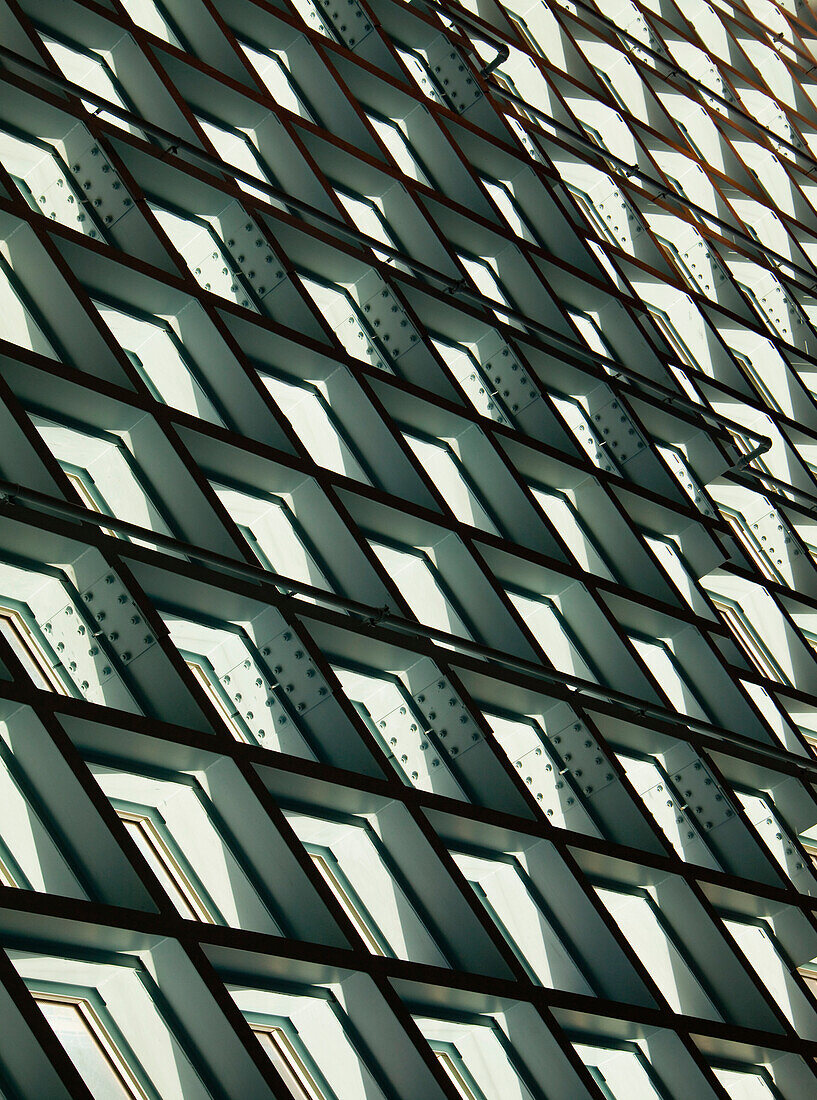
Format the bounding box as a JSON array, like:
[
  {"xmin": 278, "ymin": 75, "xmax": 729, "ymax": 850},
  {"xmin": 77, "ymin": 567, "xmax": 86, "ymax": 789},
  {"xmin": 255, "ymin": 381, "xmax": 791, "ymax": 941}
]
[
  {"xmin": 254, "ymin": 1027, "xmax": 325, "ymax": 1100},
  {"xmin": 368, "ymin": 541, "xmax": 472, "ymax": 639},
  {"xmin": 482, "ymin": 179, "xmax": 535, "ymax": 243},
  {"xmin": 595, "ymin": 887, "xmax": 721, "ymax": 1019},
  {"xmin": 261, "ymin": 375, "xmax": 371, "ymax": 483},
  {"xmin": 568, "ymin": 311, "xmax": 613, "ymax": 358},
  {"xmin": 713, "ymin": 1068, "xmax": 776, "ymax": 1099},
  {"xmin": 403, "ymin": 434, "xmax": 499, "ymax": 533},
  {"xmin": 119, "ymin": 0, "xmax": 183, "ymax": 46},
  {"xmin": 628, "ymin": 636, "xmax": 710, "ymax": 720},
  {"xmin": 212, "ymin": 482, "xmax": 330, "ymax": 589},
  {"xmin": 0, "ymin": 256, "xmax": 57, "ymax": 357},
  {"xmin": 530, "ymin": 488, "xmax": 615, "ymax": 580},
  {"xmin": 417, "ymin": 1020, "xmax": 533, "ymax": 1100},
  {"xmin": 367, "ymin": 115, "xmax": 430, "ymax": 185},
  {"xmin": 34, "ymin": 418, "xmax": 174, "ymax": 543},
  {"xmin": 0, "ymin": 607, "xmax": 67, "ymax": 693},
  {"xmin": 186, "ymin": 660, "xmax": 246, "ymax": 740},
  {"xmin": 39, "ymin": 37, "xmax": 140, "ymax": 136},
  {"xmin": 197, "ymin": 118, "xmax": 278, "ymax": 205},
  {"xmin": 118, "ymin": 813, "xmax": 215, "ymax": 922},
  {"xmin": 507, "ymin": 592, "xmax": 597, "ymax": 680},
  {"xmin": 334, "ymin": 190, "xmax": 394, "ymax": 258},
  {"xmin": 574, "ymin": 1044, "xmax": 664, "ymax": 1100},
  {"xmin": 309, "ymin": 851, "xmax": 386, "ymax": 955},
  {"xmin": 435, "ymin": 1049, "xmax": 482, "ymax": 1100},
  {"xmin": 723, "ymin": 919, "xmax": 814, "ymax": 1028},
  {"xmin": 36, "ymin": 998, "xmax": 138, "ymax": 1099},
  {"xmin": 238, "ymin": 43, "xmax": 316, "ymax": 121},
  {"xmin": 94, "ymin": 302, "xmax": 224, "ymax": 425}
]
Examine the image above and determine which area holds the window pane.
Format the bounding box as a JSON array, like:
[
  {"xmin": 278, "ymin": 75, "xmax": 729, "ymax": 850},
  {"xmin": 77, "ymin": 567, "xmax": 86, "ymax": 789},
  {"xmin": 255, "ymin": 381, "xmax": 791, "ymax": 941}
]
[
  {"xmin": 435, "ymin": 1049, "xmax": 481, "ymax": 1100},
  {"xmin": 573, "ymin": 1044, "xmax": 664, "ymax": 1100},
  {"xmin": 39, "ymin": 37, "xmax": 140, "ymax": 136},
  {"xmin": 368, "ymin": 115, "xmax": 429, "ymax": 184},
  {"xmin": 0, "ymin": 608, "xmax": 67, "ymax": 693},
  {"xmin": 37, "ymin": 999, "xmax": 136, "ymax": 1099},
  {"xmin": 119, "ymin": 814, "xmax": 214, "ymax": 922},
  {"xmin": 261, "ymin": 375, "xmax": 371, "ymax": 483},
  {"xmin": 595, "ymin": 887, "xmax": 721, "ymax": 1019},
  {"xmin": 713, "ymin": 1068, "xmax": 776, "ymax": 1099},
  {"xmin": 254, "ymin": 1027, "xmax": 325, "ymax": 1100},
  {"xmin": 309, "ymin": 851, "xmax": 386, "ymax": 955},
  {"xmin": 403, "ymin": 434, "xmax": 498, "ymax": 534},
  {"xmin": 368, "ymin": 542, "xmax": 471, "ymax": 638},
  {"xmin": 95, "ymin": 303, "xmax": 223, "ymax": 425}
]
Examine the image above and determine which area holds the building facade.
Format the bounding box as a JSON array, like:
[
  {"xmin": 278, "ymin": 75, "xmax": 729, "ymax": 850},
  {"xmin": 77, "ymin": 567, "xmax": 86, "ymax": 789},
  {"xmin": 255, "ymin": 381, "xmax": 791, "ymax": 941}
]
[{"xmin": 3, "ymin": 0, "xmax": 817, "ymax": 1095}]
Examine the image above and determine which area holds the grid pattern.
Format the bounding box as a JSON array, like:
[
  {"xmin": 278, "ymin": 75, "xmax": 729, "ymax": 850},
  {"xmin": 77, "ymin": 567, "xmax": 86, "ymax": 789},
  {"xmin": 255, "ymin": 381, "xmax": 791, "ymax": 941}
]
[{"xmin": 4, "ymin": 0, "xmax": 817, "ymax": 1095}]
